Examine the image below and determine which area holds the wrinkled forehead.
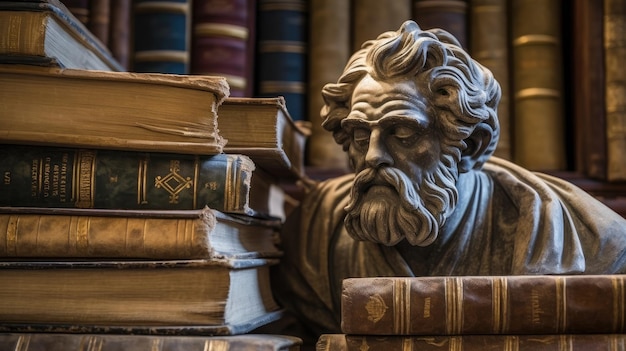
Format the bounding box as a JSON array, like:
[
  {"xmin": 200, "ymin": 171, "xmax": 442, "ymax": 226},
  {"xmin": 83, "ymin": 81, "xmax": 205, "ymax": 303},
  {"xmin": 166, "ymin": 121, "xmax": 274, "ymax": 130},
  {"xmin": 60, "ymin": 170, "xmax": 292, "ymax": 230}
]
[{"xmin": 342, "ymin": 74, "xmax": 430, "ymax": 128}]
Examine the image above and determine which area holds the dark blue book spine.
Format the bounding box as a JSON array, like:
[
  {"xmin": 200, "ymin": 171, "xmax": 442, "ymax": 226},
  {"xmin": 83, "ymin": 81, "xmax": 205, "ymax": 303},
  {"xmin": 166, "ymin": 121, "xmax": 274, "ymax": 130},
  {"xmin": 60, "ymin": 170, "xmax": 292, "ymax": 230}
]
[
  {"xmin": 132, "ymin": 0, "xmax": 190, "ymax": 74},
  {"xmin": 255, "ymin": 0, "xmax": 307, "ymax": 121}
]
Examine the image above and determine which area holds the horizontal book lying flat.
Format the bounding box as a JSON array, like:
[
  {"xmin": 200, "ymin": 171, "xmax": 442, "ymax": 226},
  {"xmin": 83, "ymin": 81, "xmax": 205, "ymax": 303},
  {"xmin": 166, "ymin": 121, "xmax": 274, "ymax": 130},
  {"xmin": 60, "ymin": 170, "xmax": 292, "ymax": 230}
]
[
  {"xmin": 0, "ymin": 0, "xmax": 124, "ymax": 71},
  {"xmin": 0, "ymin": 144, "xmax": 280, "ymax": 218},
  {"xmin": 317, "ymin": 334, "xmax": 626, "ymax": 351},
  {"xmin": 0, "ymin": 65, "xmax": 229, "ymax": 155},
  {"xmin": 0, "ymin": 206, "xmax": 283, "ymax": 259},
  {"xmin": 0, "ymin": 258, "xmax": 281, "ymax": 334},
  {"xmin": 219, "ymin": 97, "xmax": 309, "ymax": 180},
  {"xmin": 341, "ymin": 275, "xmax": 626, "ymax": 335},
  {"xmin": 0, "ymin": 333, "xmax": 302, "ymax": 351}
]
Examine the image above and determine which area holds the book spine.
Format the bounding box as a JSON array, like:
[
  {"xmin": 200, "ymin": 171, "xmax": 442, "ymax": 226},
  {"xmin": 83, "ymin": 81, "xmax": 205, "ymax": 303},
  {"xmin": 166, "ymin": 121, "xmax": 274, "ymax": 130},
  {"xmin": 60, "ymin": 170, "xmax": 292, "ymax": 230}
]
[
  {"xmin": 255, "ymin": 0, "xmax": 307, "ymax": 121},
  {"xmin": 469, "ymin": 0, "xmax": 511, "ymax": 161},
  {"xmin": 0, "ymin": 208, "xmax": 216, "ymax": 259},
  {"xmin": 351, "ymin": 0, "xmax": 412, "ymax": 52},
  {"xmin": 341, "ymin": 276, "xmax": 626, "ymax": 335},
  {"xmin": 88, "ymin": 0, "xmax": 111, "ymax": 45},
  {"xmin": 109, "ymin": 0, "xmax": 132, "ymax": 69},
  {"xmin": 321, "ymin": 334, "xmax": 626, "ymax": 351},
  {"xmin": 604, "ymin": 0, "xmax": 626, "ymax": 181},
  {"xmin": 132, "ymin": 0, "xmax": 191, "ymax": 74},
  {"xmin": 412, "ymin": 0, "xmax": 469, "ymax": 49},
  {"xmin": 511, "ymin": 0, "xmax": 566, "ymax": 171},
  {"xmin": 0, "ymin": 145, "xmax": 254, "ymax": 214},
  {"xmin": 191, "ymin": 0, "xmax": 251, "ymax": 97},
  {"xmin": 571, "ymin": 0, "xmax": 607, "ymax": 179},
  {"xmin": 306, "ymin": 0, "xmax": 351, "ymax": 170}
]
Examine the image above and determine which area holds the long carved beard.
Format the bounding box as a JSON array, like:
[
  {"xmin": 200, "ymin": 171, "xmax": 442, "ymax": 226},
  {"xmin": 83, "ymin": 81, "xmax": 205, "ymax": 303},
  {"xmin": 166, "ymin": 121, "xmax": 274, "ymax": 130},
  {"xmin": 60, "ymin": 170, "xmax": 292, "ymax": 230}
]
[{"xmin": 344, "ymin": 164, "xmax": 458, "ymax": 246}]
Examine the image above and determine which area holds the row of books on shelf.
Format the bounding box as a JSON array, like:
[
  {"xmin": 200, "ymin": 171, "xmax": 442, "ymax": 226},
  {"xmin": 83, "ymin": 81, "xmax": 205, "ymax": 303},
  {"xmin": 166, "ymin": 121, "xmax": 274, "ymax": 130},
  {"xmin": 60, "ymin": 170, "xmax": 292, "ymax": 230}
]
[
  {"xmin": 317, "ymin": 275, "xmax": 626, "ymax": 350},
  {"xmin": 0, "ymin": 29, "xmax": 307, "ymax": 348}
]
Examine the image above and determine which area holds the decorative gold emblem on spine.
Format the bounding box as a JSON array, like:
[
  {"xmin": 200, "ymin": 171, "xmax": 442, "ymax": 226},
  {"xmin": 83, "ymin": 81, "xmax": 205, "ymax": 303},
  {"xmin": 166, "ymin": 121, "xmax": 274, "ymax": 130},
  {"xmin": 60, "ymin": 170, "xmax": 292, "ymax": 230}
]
[
  {"xmin": 365, "ymin": 293, "xmax": 388, "ymax": 324},
  {"xmin": 154, "ymin": 160, "xmax": 193, "ymax": 204},
  {"xmin": 75, "ymin": 150, "xmax": 96, "ymax": 208}
]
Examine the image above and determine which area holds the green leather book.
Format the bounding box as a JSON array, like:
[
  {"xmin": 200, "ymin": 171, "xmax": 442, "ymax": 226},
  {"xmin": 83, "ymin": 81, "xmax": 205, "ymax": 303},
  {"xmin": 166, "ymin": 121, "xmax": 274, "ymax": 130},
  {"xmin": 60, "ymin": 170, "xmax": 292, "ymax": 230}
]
[{"xmin": 0, "ymin": 144, "xmax": 274, "ymax": 217}]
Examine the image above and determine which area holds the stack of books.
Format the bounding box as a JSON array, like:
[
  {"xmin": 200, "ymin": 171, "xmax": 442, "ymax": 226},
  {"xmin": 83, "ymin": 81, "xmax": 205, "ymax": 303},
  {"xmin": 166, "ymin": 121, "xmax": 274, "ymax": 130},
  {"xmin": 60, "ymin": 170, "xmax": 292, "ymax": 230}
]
[
  {"xmin": 0, "ymin": 1, "xmax": 307, "ymax": 350},
  {"xmin": 317, "ymin": 275, "xmax": 626, "ymax": 350}
]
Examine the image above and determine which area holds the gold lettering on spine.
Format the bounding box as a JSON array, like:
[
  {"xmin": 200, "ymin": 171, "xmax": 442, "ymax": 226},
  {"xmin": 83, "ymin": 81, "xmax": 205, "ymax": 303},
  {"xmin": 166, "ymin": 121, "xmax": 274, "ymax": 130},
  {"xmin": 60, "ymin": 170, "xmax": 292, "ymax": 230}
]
[
  {"xmin": 556, "ymin": 277, "xmax": 565, "ymax": 332},
  {"xmin": 223, "ymin": 157, "xmax": 235, "ymax": 209},
  {"xmin": 6, "ymin": 215, "xmax": 18, "ymax": 256},
  {"xmin": 85, "ymin": 336, "xmax": 104, "ymax": 351},
  {"xmin": 138, "ymin": 156, "xmax": 148, "ymax": 205},
  {"xmin": 445, "ymin": 277, "xmax": 463, "ymax": 335},
  {"xmin": 75, "ymin": 150, "xmax": 96, "ymax": 208},
  {"xmin": 392, "ymin": 278, "xmax": 410, "ymax": 334},
  {"xmin": 613, "ymin": 276, "xmax": 625, "ymax": 331},
  {"xmin": 401, "ymin": 336, "xmax": 412, "ymax": 351}
]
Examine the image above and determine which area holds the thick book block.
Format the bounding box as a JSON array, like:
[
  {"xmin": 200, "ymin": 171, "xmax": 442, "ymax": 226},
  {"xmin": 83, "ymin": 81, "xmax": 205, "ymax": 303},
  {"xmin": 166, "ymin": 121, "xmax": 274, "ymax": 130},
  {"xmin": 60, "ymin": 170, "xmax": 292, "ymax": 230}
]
[
  {"xmin": 0, "ymin": 0, "xmax": 123, "ymax": 71},
  {"xmin": 341, "ymin": 275, "xmax": 626, "ymax": 335},
  {"xmin": 219, "ymin": 96, "xmax": 308, "ymax": 180},
  {"xmin": 0, "ymin": 145, "xmax": 277, "ymax": 217},
  {"xmin": 0, "ymin": 66, "xmax": 229, "ymax": 155},
  {"xmin": 0, "ymin": 333, "xmax": 302, "ymax": 351},
  {"xmin": 0, "ymin": 206, "xmax": 282, "ymax": 259},
  {"xmin": 132, "ymin": 0, "xmax": 191, "ymax": 74},
  {"xmin": 317, "ymin": 334, "xmax": 626, "ymax": 351},
  {"xmin": 0, "ymin": 258, "xmax": 281, "ymax": 334}
]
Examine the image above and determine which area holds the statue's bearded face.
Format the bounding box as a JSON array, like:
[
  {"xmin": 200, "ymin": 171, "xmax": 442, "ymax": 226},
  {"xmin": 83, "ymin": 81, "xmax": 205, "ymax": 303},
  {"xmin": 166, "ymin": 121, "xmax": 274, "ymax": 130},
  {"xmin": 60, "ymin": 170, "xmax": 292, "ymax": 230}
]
[{"xmin": 342, "ymin": 75, "xmax": 459, "ymax": 246}]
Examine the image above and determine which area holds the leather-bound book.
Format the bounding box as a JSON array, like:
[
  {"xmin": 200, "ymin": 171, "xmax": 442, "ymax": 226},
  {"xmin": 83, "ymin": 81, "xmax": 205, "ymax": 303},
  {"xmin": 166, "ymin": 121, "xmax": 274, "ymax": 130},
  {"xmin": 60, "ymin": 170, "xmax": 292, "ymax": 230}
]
[{"xmin": 412, "ymin": 0, "xmax": 468, "ymax": 49}]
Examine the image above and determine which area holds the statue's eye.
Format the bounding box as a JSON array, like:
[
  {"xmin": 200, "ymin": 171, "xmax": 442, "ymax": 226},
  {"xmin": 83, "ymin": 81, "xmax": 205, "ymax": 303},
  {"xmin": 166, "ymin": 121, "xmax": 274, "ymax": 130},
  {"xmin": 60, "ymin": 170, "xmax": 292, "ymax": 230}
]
[
  {"xmin": 437, "ymin": 88, "xmax": 449, "ymax": 96},
  {"xmin": 390, "ymin": 126, "xmax": 419, "ymax": 146},
  {"xmin": 353, "ymin": 128, "xmax": 370, "ymax": 148}
]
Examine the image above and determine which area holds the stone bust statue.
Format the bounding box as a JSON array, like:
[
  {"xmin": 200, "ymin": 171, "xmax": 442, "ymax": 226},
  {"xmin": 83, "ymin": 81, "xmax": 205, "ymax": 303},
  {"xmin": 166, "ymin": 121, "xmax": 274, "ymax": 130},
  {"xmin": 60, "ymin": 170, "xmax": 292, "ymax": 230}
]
[{"xmin": 271, "ymin": 20, "xmax": 626, "ymax": 343}]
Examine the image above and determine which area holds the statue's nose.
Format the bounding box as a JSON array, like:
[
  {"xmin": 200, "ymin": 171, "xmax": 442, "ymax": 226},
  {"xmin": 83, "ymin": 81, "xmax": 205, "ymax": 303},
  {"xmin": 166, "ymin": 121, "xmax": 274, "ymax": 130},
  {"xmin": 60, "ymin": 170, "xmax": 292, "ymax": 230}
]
[{"xmin": 365, "ymin": 128, "xmax": 393, "ymax": 168}]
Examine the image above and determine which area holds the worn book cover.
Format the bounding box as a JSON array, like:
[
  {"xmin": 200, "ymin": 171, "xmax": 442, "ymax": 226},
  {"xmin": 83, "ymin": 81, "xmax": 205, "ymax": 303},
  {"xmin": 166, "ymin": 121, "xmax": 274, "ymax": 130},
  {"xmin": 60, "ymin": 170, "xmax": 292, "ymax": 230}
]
[{"xmin": 0, "ymin": 65, "xmax": 229, "ymax": 155}]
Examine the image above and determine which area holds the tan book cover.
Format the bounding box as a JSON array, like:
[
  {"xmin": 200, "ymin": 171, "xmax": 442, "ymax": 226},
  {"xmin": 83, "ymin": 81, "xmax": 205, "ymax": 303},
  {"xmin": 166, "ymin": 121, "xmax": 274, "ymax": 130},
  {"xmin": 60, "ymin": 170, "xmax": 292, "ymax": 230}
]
[
  {"xmin": 0, "ymin": 206, "xmax": 282, "ymax": 259},
  {"xmin": 0, "ymin": 333, "xmax": 302, "ymax": 351},
  {"xmin": 0, "ymin": 65, "xmax": 229, "ymax": 155},
  {"xmin": 306, "ymin": 0, "xmax": 351, "ymax": 171},
  {"xmin": 604, "ymin": 0, "xmax": 626, "ymax": 181},
  {"xmin": 511, "ymin": 0, "xmax": 566, "ymax": 170},
  {"xmin": 469, "ymin": 0, "xmax": 510, "ymax": 160},
  {"xmin": 0, "ymin": 0, "xmax": 123, "ymax": 71},
  {"xmin": 0, "ymin": 258, "xmax": 281, "ymax": 333},
  {"xmin": 219, "ymin": 96, "xmax": 308, "ymax": 180}
]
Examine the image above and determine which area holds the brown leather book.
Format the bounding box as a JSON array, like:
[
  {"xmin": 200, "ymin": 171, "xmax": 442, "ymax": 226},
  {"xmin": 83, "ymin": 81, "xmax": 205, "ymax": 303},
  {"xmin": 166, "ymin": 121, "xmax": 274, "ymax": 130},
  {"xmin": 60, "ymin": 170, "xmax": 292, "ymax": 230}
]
[
  {"xmin": 317, "ymin": 334, "xmax": 626, "ymax": 351},
  {"xmin": 341, "ymin": 275, "xmax": 626, "ymax": 335},
  {"xmin": 571, "ymin": 0, "xmax": 606, "ymax": 180},
  {"xmin": 191, "ymin": 0, "xmax": 253, "ymax": 97}
]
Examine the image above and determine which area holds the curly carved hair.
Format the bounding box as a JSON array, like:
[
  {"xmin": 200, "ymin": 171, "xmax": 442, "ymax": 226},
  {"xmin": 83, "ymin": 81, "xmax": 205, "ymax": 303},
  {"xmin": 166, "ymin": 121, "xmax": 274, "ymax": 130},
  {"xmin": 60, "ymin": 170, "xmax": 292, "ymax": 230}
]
[{"xmin": 320, "ymin": 20, "xmax": 501, "ymax": 170}]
